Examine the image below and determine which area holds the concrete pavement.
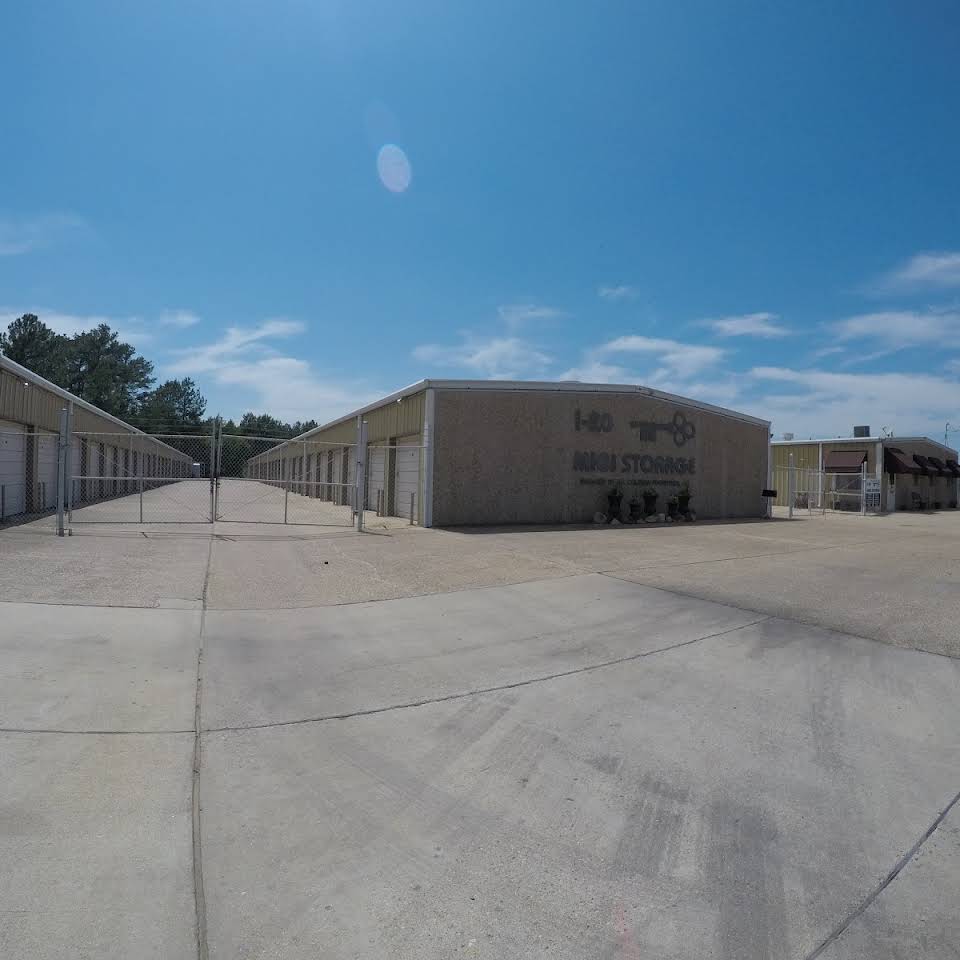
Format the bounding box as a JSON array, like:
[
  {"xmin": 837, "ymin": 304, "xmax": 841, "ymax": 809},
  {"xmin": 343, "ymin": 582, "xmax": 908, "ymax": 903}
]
[{"xmin": 2, "ymin": 512, "xmax": 959, "ymax": 957}]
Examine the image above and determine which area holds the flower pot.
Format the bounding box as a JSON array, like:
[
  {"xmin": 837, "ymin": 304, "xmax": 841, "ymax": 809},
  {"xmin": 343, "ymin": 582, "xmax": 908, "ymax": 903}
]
[
  {"xmin": 642, "ymin": 493, "xmax": 658, "ymax": 515},
  {"xmin": 677, "ymin": 493, "xmax": 691, "ymax": 515},
  {"xmin": 667, "ymin": 500, "xmax": 679, "ymax": 520},
  {"xmin": 628, "ymin": 500, "xmax": 643, "ymax": 523}
]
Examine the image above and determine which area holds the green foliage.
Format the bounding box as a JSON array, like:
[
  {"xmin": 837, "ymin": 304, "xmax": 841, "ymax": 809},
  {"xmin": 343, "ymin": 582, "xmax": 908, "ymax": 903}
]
[
  {"xmin": 134, "ymin": 378, "xmax": 207, "ymax": 432},
  {"xmin": 2, "ymin": 313, "xmax": 323, "ymax": 438},
  {"xmin": 0, "ymin": 314, "xmax": 69, "ymax": 383},
  {"xmin": 63, "ymin": 324, "xmax": 154, "ymax": 418}
]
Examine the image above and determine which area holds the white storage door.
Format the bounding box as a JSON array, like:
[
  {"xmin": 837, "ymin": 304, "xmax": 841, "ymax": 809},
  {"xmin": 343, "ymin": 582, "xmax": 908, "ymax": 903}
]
[
  {"xmin": 328, "ymin": 449, "xmax": 341, "ymax": 502},
  {"xmin": 0, "ymin": 420, "xmax": 26, "ymax": 517},
  {"xmin": 37, "ymin": 431, "xmax": 58, "ymax": 508},
  {"xmin": 70, "ymin": 436, "xmax": 81, "ymax": 504},
  {"xmin": 367, "ymin": 445, "xmax": 386, "ymax": 510},
  {"xmin": 394, "ymin": 436, "xmax": 421, "ymax": 520}
]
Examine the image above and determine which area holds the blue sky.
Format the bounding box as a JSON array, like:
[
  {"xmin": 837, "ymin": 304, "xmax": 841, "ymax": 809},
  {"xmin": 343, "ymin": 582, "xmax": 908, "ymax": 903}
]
[{"xmin": 2, "ymin": 1, "xmax": 959, "ymax": 440}]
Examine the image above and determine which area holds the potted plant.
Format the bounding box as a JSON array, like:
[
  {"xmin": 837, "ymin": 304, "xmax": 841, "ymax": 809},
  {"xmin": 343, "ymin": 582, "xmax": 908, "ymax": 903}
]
[
  {"xmin": 677, "ymin": 482, "xmax": 692, "ymax": 516},
  {"xmin": 606, "ymin": 486, "xmax": 623, "ymax": 524},
  {"xmin": 666, "ymin": 494, "xmax": 680, "ymax": 520},
  {"xmin": 628, "ymin": 495, "xmax": 643, "ymax": 523},
  {"xmin": 641, "ymin": 487, "xmax": 658, "ymax": 516}
]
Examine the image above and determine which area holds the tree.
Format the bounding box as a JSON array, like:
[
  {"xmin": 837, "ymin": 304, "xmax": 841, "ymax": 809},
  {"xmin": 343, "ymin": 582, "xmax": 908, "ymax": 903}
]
[
  {"xmin": 0, "ymin": 314, "xmax": 69, "ymax": 383},
  {"xmin": 63, "ymin": 324, "xmax": 154, "ymax": 418},
  {"xmin": 135, "ymin": 378, "xmax": 207, "ymax": 432}
]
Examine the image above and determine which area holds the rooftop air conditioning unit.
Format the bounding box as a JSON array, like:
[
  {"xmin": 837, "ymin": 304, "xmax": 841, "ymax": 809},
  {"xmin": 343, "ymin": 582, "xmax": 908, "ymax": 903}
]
[
  {"xmin": 853, "ymin": 425, "xmax": 870, "ymax": 438},
  {"xmin": 782, "ymin": 432, "xmax": 794, "ymax": 441}
]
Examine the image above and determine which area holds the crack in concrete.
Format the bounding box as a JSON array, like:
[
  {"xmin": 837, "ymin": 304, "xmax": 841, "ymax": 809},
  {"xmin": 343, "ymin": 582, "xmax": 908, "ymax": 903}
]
[
  {"xmin": 803, "ymin": 785, "xmax": 960, "ymax": 959},
  {"xmin": 202, "ymin": 617, "xmax": 770, "ymax": 734},
  {"xmin": 191, "ymin": 537, "xmax": 213, "ymax": 960}
]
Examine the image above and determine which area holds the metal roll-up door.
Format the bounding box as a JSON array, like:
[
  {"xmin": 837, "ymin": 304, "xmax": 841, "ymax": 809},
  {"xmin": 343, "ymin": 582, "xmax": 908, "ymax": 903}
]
[
  {"xmin": 0, "ymin": 420, "xmax": 26, "ymax": 518},
  {"xmin": 329, "ymin": 449, "xmax": 340, "ymax": 503},
  {"xmin": 71, "ymin": 436, "xmax": 81, "ymax": 505},
  {"xmin": 394, "ymin": 434, "xmax": 421, "ymax": 520},
  {"xmin": 367, "ymin": 445, "xmax": 386, "ymax": 511},
  {"xmin": 37, "ymin": 431, "xmax": 58, "ymax": 509}
]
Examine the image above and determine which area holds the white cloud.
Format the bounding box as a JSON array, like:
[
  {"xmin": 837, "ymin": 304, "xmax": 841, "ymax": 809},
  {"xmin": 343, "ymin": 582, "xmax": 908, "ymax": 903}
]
[
  {"xmin": 160, "ymin": 309, "xmax": 201, "ymax": 328},
  {"xmin": 833, "ymin": 308, "xmax": 960, "ymax": 353},
  {"xmin": 0, "ymin": 214, "xmax": 85, "ymax": 256},
  {"xmin": 708, "ymin": 312, "xmax": 791, "ymax": 338},
  {"xmin": 165, "ymin": 318, "xmax": 374, "ymax": 422},
  {"xmin": 557, "ymin": 361, "xmax": 630, "ymax": 383},
  {"xmin": 0, "ymin": 307, "xmax": 145, "ymax": 339},
  {"xmin": 876, "ymin": 251, "xmax": 960, "ymax": 292},
  {"xmin": 413, "ymin": 335, "xmax": 552, "ymax": 379},
  {"xmin": 597, "ymin": 335, "xmax": 727, "ymax": 379},
  {"xmin": 748, "ymin": 366, "xmax": 960, "ymax": 440},
  {"xmin": 811, "ymin": 346, "xmax": 845, "ymax": 360},
  {"xmin": 598, "ymin": 285, "xmax": 638, "ymax": 302},
  {"xmin": 213, "ymin": 356, "xmax": 379, "ymax": 424},
  {"xmin": 168, "ymin": 319, "xmax": 305, "ymax": 375},
  {"xmin": 496, "ymin": 303, "xmax": 565, "ymax": 329}
]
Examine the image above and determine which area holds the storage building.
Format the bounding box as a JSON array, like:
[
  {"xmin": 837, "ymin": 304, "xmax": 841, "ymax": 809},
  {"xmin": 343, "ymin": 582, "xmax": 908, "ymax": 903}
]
[
  {"xmin": 0, "ymin": 353, "xmax": 193, "ymax": 523},
  {"xmin": 245, "ymin": 380, "xmax": 771, "ymax": 526},
  {"xmin": 772, "ymin": 432, "xmax": 960, "ymax": 512}
]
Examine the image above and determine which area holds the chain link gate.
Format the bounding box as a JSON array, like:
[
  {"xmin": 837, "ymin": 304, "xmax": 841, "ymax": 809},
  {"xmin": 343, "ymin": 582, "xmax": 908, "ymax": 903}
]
[
  {"xmin": 220, "ymin": 431, "xmax": 358, "ymax": 526},
  {"xmin": 68, "ymin": 428, "xmax": 216, "ymax": 525},
  {"xmin": 60, "ymin": 415, "xmax": 427, "ymax": 532}
]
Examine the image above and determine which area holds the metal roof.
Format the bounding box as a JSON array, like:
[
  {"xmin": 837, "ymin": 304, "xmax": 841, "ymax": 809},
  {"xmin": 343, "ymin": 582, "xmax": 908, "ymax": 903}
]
[
  {"xmin": 772, "ymin": 435, "xmax": 958, "ymax": 457},
  {"xmin": 284, "ymin": 378, "xmax": 770, "ymax": 445},
  {"xmin": 0, "ymin": 352, "xmax": 148, "ymax": 435}
]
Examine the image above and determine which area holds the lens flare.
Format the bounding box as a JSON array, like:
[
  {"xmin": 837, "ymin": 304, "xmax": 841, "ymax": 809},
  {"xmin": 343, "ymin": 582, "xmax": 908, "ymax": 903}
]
[{"xmin": 377, "ymin": 143, "xmax": 412, "ymax": 193}]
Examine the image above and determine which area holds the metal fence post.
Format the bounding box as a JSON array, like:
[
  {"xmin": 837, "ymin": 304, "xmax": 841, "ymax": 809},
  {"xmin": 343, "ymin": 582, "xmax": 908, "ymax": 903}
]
[
  {"xmin": 861, "ymin": 460, "xmax": 867, "ymax": 516},
  {"xmin": 356, "ymin": 418, "xmax": 367, "ymax": 532},
  {"xmin": 139, "ymin": 473, "xmax": 144, "ymax": 523},
  {"xmin": 1, "ymin": 485, "xmax": 4, "ymax": 520},
  {"xmin": 209, "ymin": 420, "xmax": 217, "ymax": 522},
  {"xmin": 787, "ymin": 453, "xmax": 795, "ymax": 519},
  {"xmin": 284, "ymin": 483, "xmax": 289, "ymax": 524},
  {"xmin": 409, "ymin": 492, "xmax": 414, "ymax": 525},
  {"xmin": 56, "ymin": 407, "xmax": 68, "ymax": 536}
]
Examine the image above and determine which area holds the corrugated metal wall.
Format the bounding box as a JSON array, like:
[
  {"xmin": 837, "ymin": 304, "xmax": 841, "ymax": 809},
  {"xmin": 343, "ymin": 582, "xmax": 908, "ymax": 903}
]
[
  {"xmin": 307, "ymin": 391, "xmax": 425, "ymax": 446},
  {"xmin": 0, "ymin": 367, "xmax": 139, "ymax": 435},
  {"xmin": 245, "ymin": 390, "xmax": 425, "ymax": 466},
  {"xmin": 771, "ymin": 442, "xmax": 819, "ymax": 471}
]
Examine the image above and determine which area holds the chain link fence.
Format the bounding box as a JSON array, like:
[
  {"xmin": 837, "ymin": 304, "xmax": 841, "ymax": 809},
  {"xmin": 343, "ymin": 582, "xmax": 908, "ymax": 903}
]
[
  {"xmin": 233, "ymin": 436, "xmax": 358, "ymax": 526},
  {"xmin": 772, "ymin": 465, "xmax": 871, "ymax": 516},
  {"xmin": 3, "ymin": 414, "xmax": 430, "ymax": 533},
  {"xmin": 69, "ymin": 431, "xmax": 214, "ymax": 524}
]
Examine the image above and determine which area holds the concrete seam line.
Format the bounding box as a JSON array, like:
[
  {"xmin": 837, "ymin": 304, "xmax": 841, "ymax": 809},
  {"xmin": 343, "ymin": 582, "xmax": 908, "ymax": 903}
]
[
  {"xmin": 803, "ymin": 785, "xmax": 960, "ymax": 959},
  {"xmin": 202, "ymin": 616, "xmax": 770, "ymax": 733},
  {"xmin": 597, "ymin": 573, "xmax": 960, "ymax": 663},
  {"xmin": 192, "ymin": 537, "xmax": 213, "ymax": 960},
  {"xmin": 0, "ymin": 726, "xmax": 193, "ymax": 735}
]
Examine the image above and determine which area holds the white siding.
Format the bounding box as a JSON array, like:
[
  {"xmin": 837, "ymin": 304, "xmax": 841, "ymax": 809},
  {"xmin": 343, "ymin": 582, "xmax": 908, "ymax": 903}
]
[
  {"xmin": 367, "ymin": 446, "xmax": 386, "ymax": 511},
  {"xmin": 394, "ymin": 435, "xmax": 421, "ymax": 520},
  {"xmin": 0, "ymin": 420, "xmax": 26, "ymax": 517},
  {"xmin": 37, "ymin": 431, "xmax": 58, "ymax": 509}
]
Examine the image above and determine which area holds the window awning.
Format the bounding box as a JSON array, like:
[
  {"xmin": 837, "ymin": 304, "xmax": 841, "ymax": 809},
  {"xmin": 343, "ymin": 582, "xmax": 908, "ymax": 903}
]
[
  {"xmin": 884, "ymin": 448, "xmax": 918, "ymax": 475},
  {"xmin": 823, "ymin": 449, "xmax": 867, "ymax": 473},
  {"xmin": 913, "ymin": 454, "xmax": 934, "ymax": 475},
  {"xmin": 945, "ymin": 459, "xmax": 960, "ymax": 478},
  {"xmin": 925, "ymin": 456, "xmax": 948, "ymax": 476}
]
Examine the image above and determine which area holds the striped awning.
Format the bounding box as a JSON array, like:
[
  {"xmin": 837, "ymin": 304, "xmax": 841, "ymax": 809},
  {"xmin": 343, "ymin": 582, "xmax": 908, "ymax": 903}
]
[
  {"xmin": 884, "ymin": 448, "xmax": 918, "ymax": 475},
  {"xmin": 823, "ymin": 449, "xmax": 867, "ymax": 473}
]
